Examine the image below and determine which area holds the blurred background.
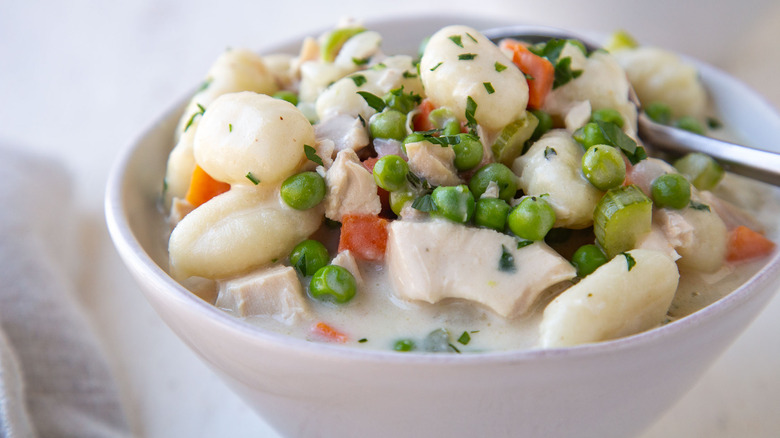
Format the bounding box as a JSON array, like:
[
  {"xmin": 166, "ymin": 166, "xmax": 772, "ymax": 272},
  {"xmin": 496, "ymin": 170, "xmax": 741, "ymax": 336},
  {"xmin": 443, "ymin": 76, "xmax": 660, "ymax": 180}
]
[{"xmin": 1, "ymin": 0, "xmax": 779, "ymax": 436}]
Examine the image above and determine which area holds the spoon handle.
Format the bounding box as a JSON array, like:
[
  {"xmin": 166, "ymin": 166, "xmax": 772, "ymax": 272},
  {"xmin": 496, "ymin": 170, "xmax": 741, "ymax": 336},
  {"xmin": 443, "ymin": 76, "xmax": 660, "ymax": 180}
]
[{"xmin": 638, "ymin": 113, "xmax": 780, "ymax": 186}]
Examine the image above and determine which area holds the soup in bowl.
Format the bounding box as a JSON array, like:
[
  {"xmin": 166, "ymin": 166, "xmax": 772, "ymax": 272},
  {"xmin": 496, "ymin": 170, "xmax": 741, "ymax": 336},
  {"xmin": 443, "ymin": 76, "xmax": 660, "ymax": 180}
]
[{"xmin": 106, "ymin": 16, "xmax": 779, "ymax": 438}]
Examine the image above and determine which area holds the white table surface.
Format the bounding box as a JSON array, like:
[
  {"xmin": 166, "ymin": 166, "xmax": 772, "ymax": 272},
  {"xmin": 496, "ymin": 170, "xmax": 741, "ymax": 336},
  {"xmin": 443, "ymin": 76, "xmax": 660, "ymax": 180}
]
[{"xmin": 2, "ymin": 1, "xmax": 779, "ymax": 436}]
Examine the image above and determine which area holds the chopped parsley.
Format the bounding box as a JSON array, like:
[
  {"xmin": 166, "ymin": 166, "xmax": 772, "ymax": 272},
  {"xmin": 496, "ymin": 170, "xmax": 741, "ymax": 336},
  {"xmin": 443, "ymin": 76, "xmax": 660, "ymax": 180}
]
[
  {"xmin": 402, "ymin": 70, "xmax": 418, "ymax": 79},
  {"xmin": 622, "ymin": 252, "xmax": 636, "ymax": 271},
  {"xmin": 516, "ymin": 239, "xmax": 533, "ymax": 249},
  {"xmin": 466, "ymin": 32, "xmax": 478, "ymax": 43},
  {"xmin": 448, "ymin": 35, "xmax": 464, "ymax": 48},
  {"xmin": 352, "ymin": 57, "xmax": 369, "ymax": 66},
  {"xmin": 184, "ymin": 103, "xmax": 205, "ymax": 132},
  {"xmin": 293, "ymin": 253, "xmax": 307, "ymax": 275},
  {"xmin": 406, "ymin": 171, "xmax": 431, "ymax": 192},
  {"xmin": 689, "ymin": 201, "xmax": 711, "ymax": 212},
  {"xmin": 358, "ymin": 338, "xmax": 368, "ymax": 343},
  {"xmin": 465, "ymin": 96, "xmax": 478, "ymax": 134},
  {"xmin": 304, "ymin": 144, "xmax": 323, "ymax": 166},
  {"xmin": 707, "ymin": 117, "xmax": 722, "ymax": 129},
  {"xmin": 424, "ymin": 134, "xmax": 462, "ymax": 146},
  {"xmin": 457, "ymin": 331, "xmax": 471, "ymax": 345},
  {"xmin": 412, "ymin": 194, "xmax": 436, "ymax": 212},
  {"xmin": 458, "ymin": 53, "xmax": 477, "ymax": 61},
  {"xmin": 357, "ymin": 91, "xmax": 386, "ymax": 112},
  {"xmin": 351, "ymin": 74, "xmax": 367, "ymax": 87},
  {"xmin": 528, "ymin": 38, "xmax": 585, "ymax": 89},
  {"xmin": 483, "ymin": 82, "xmax": 495, "ymax": 94},
  {"xmin": 544, "ymin": 146, "xmax": 557, "ymax": 160},
  {"xmin": 358, "ymin": 114, "xmax": 366, "ymax": 127},
  {"xmin": 524, "ymin": 72, "xmax": 535, "ymax": 81},
  {"xmin": 245, "ymin": 172, "xmax": 260, "ymax": 185},
  {"xmin": 494, "ymin": 62, "xmax": 507, "ymax": 72},
  {"xmin": 198, "ymin": 78, "xmax": 212, "ymax": 92},
  {"xmin": 553, "ymin": 56, "xmax": 583, "ymax": 89},
  {"xmin": 593, "ymin": 120, "xmax": 646, "ymax": 164},
  {"xmin": 448, "ymin": 343, "xmax": 461, "ymax": 353},
  {"xmin": 430, "ymin": 62, "xmax": 443, "ymax": 71},
  {"xmin": 499, "ymin": 244, "xmax": 517, "ymax": 273},
  {"xmin": 228, "ymin": 123, "xmax": 233, "ymax": 132}
]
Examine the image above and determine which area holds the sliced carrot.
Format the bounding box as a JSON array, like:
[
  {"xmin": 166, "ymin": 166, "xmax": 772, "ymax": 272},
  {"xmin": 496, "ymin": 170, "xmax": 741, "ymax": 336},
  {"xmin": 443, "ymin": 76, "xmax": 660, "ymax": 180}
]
[
  {"xmin": 727, "ymin": 225, "xmax": 775, "ymax": 262},
  {"xmin": 338, "ymin": 214, "xmax": 389, "ymax": 262},
  {"xmin": 412, "ymin": 98, "xmax": 436, "ymax": 132},
  {"xmin": 185, "ymin": 165, "xmax": 230, "ymax": 207},
  {"xmin": 499, "ymin": 39, "xmax": 555, "ymax": 110},
  {"xmin": 312, "ymin": 322, "xmax": 348, "ymax": 343}
]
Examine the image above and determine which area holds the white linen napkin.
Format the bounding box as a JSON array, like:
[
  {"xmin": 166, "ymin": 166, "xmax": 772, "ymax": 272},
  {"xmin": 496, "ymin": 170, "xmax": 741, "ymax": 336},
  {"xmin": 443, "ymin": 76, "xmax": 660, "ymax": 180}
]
[{"xmin": 0, "ymin": 146, "xmax": 130, "ymax": 438}]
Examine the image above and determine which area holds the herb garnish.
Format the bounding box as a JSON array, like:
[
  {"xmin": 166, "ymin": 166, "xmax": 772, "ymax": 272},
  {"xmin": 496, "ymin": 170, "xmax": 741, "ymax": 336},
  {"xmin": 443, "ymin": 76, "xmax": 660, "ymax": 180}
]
[
  {"xmin": 516, "ymin": 239, "xmax": 533, "ymax": 250},
  {"xmin": 494, "ymin": 62, "xmax": 507, "ymax": 72},
  {"xmin": 622, "ymin": 252, "xmax": 636, "ymax": 271},
  {"xmin": 483, "ymin": 82, "xmax": 495, "ymax": 94},
  {"xmin": 402, "ymin": 70, "xmax": 418, "ymax": 79},
  {"xmin": 465, "ymin": 96, "xmax": 478, "ymax": 134},
  {"xmin": 499, "ymin": 244, "xmax": 517, "ymax": 273},
  {"xmin": 528, "ymin": 39, "xmax": 584, "ymax": 89},
  {"xmin": 430, "ymin": 62, "xmax": 443, "ymax": 71},
  {"xmin": 593, "ymin": 120, "xmax": 646, "ymax": 164},
  {"xmin": 351, "ymin": 74, "xmax": 367, "ymax": 87},
  {"xmin": 293, "ymin": 253, "xmax": 307, "ymax": 275},
  {"xmin": 357, "ymin": 91, "xmax": 386, "ymax": 112},
  {"xmin": 552, "ymin": 56, "xmax": 583, "ymax": 89},
  {"xmin": 424, "ymin": 134, "xmax": 462, "ymax": 147},
  {"xmin": 406, "ymin": 171, "xmax": 432, "ymax": 192},
  {"xmin": 448, "ymin": 343, "xmax": 461, "ymax": 353},
  {"xmin": 458, "ymin": 331, "xmax": 471, "ymax": 345},
  {"xmin": 544, "ymin": 147, "xmax": 557, "ymax": 160},
  {"xmin": 358, "ymin": 338, "xmax": 368, "ymax": 343},
  {"xmin": 458, "ymin": 53, "xmax": 477, "ymax": 61},
  {"xmin": 466, "ymin": 33, "xmax": 478, "ymax": 43},
  {"xmin": 689, "ymin": 201, "xmax": 711, "ymax": 212},
  {"xmin": 357, "ymin": 114, "xmax": 366, "ymax": 127},
  {"xmin": 352, "ymin": 57, "xmax": 369, "ymax": 66},
  {"xmin": 448, "ymin": 35, "xmax": 463, "ymax": 48},
  {"xmin": 304, "ymin": 144, "xmax": 323, "ymax": 166},
  {"xmin": 198, "ymin": 78, "xmax": 212, "ymax": 92},
  {"xmin": 246, "ymin": 172, "xmax": 260, "ymax": 185},
  {"xmin": 707, "ymin": 117, "xmax": 722, "ymax": 130},
  {"xmin": 412, "ymin": 194, "xmax": 436, "ymax": 212},
  {"xmin": 184, "ymin": 103, "xmax": 205, "ymax": 132},
  {"xmin": 228, "ymin": 123, "xmax": 233, "ymax": 132}
]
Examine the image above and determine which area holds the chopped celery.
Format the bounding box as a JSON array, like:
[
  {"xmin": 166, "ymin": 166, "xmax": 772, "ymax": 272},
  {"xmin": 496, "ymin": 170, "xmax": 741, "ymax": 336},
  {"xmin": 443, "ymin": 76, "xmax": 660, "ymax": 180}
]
[
  {"xmin": 605, "ymin": 30, "xmax": 639, "ymax": 52},
  {"xmin": 321, "ymin": 27, "xmax": 365, "ymax": 62},
  {"xmin": 491, "ymin": 112, "xmax": 539, "ymax": 165},
  {"xmin": 673, "ymin": 152, "xmax": 724, "ymax": 191},
  {"xmin": 593, "ymin": 185, "xmax": 652, "ymax": 258}
]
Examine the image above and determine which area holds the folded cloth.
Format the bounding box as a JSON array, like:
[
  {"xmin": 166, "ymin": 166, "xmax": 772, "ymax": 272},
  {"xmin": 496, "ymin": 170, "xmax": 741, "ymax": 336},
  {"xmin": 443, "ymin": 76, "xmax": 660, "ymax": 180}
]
[{"xmin": 0, "ymin": 147, "xmax": 130, "ymax": 438}]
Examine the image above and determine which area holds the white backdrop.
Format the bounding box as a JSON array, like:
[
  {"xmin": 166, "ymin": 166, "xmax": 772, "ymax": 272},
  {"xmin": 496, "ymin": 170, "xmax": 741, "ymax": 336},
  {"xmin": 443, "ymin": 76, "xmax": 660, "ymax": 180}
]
[{"xmin": 1, "ymin": 1, "xmax": 779, "ymax": 436}]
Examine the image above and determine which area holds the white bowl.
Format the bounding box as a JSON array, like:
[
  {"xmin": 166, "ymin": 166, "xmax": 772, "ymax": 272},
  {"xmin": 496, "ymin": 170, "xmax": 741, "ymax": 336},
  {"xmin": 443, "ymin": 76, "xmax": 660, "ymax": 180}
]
[{"xmin": 105, "ymin": 15, "xmax": 780, "ymax": 438}]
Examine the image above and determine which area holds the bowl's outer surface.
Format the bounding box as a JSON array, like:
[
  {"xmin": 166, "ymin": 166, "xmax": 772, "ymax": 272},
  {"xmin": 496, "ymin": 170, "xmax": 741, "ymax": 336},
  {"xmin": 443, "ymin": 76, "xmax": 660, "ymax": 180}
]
[{"xmin": 105, "ymin": 15, "xmax": 780, "ymax": 438}]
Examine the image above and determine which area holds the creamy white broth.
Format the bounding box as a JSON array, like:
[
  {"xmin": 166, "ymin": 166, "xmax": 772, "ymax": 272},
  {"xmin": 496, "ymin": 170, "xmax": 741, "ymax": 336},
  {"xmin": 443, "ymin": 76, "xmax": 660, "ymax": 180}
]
[{"xmin": 163, "ymin": 23, "xmax": 779, "ymax": 352}]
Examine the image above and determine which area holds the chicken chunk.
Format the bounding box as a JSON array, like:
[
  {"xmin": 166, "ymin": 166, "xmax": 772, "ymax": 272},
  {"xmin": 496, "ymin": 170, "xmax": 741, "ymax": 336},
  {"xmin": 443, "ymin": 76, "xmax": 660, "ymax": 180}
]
[
  {"xmin": 386, "ymin": 220, "xmax": 576, "ymax": 318},
  {"xmin": 405, "ymin": 141, "xmax": 462, "ymax": 187},
  {"xmin": 324, "ymin": 149, "xmax": 381, "ymax": 221},
  {"xmin": 314, "ymin": 114, "xmax": 370, "ymax": 153},
  {"xmin": 215, "ymin": 265, "xmax": 309, "ymax": 324}
]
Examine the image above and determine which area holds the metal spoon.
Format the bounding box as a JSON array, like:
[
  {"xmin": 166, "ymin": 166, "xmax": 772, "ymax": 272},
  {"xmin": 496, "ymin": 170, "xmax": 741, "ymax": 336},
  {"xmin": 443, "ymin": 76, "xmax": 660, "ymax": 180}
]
[{"xmin": 482, "ymin": 25, "xmax": 780, "ymax": 186}]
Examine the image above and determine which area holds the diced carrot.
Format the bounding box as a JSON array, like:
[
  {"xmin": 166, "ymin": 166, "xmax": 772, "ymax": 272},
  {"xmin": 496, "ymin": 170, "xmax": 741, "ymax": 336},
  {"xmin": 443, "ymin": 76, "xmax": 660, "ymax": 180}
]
[
  {"xmin": 312, "ymin": 322, "xmax": 348, "ymax": 343},
  {"xmin": 338, "ymin": 214, "xmax": 389, "ymax": 262},
  {"xmin": 185, "ymin": 165, "xmax": 230, "ymax": 207},
  {"xmin": 361, "ymin": 158, "xmax": 393, "ymax": 218},
  {"xmin": 727, "ymin": 225, "xmax": 775, "ymax": 262},
  {"xmin": 412, "ymin": 98, "xmax": 436, "ymax": 132},
  {"xmin": 499, "ymin": 39, "xmax": 555, "ymax": 110}
]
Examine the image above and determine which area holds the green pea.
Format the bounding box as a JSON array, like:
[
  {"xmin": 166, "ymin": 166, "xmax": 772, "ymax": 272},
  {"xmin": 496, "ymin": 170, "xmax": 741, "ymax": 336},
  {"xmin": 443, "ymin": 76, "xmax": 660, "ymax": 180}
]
[
  {"xmin": 651, "ymin": 173, "xmax": 691, "ymax": 209},
  {"xmin": 369, "ymin": 109, "xmax": 407, "ymax": 140},
  {"xmin": 373, "ymin": 155, "xmax": 409, "ymax": 192},
  {"xmin": 384, "ymin": 88, "xmax": 420, "ymax": 114},
  {"xmin": 443, "ymin": 120, "xmax": 462, "ymax": 136},
  {"xmin": 452, "ymin": 133, "xmax": 484, "ymax": 171},
  {"xmin": 675, "ymin": 116, "xmax": 705, "ymax": 135},
  {"xmin": 280, "ymin": 171, "xmax": 326, "ymax": 210},
  {"xmin": 645, "ymin": 102, "xmax": 672, "ymax": 125},
  {"xmin": 429, "ymin": 107, "xmax": 457, "ymax": 129},
  {"xmin": 309, "ymin": 265, "xmax": 357, "ymax": 304},
  {"xmin": 289, "ymin": 240, "xmax": 330, "ymax": 276},
  {"xmin": 571, "ymin": 244, "xmax": 608, "ymax": 277},
  {"xmin": 393, "ymin": 338, "xmax": 416, "ymax": 352},
  {"xmin": 573, "ymin": 122, "xmax": 610, "ymax": 149},
  {"xmin": 431, "ymin": 185, "xmax": 475, "ymax": 223},
  {"xmin": 474, "ymin": 197, "xmax": 510, "ymax": 231},
  {"xmin": 507, "ymin": 196, "xmax": 556, "ymax": 241},
  {"xmin": 390, "ymin": 190, "xmax": 416, "ymax": 216},
  {"xmin": 528, "ymin": 109, "xmax": 553, "ymax": 143},
  {"xmin": 468, "ymin": 163, "xmax": 518, "ymax": 202},
  {"xmin": 272, "ymin": 90, "xmax": 299, "ymax": 106},
  {"xmin": 582, "ymin": 145, "xmax": 626, "ymax": 190},
  {"xmin": 591, "ymin": 108, "xmax": 624, "ymax": 128}
]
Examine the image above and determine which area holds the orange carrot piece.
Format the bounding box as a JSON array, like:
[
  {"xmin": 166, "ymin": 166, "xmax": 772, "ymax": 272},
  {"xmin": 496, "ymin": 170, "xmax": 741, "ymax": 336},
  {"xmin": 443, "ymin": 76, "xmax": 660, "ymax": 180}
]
[
  {"xmin": 312, "ymin": 322, "xmax": 348, "ymax": 343},
  {"xmin": 185, "ymin": 165, "xmax": 230, "ymax": 207},
  {"xmin": 412, "ymin": 98, "xmax": 436, "ymax": 132},
  {"xmin": 727, "ymin": 225, "xmax": 776, "ymax": 262},
  {"xmin": 499, "ymin": 39, "xmax": 555, "ymax": 110},
  {"xmin": 338, "ymin": 214, "xmax": 389, "ymax": 262}
]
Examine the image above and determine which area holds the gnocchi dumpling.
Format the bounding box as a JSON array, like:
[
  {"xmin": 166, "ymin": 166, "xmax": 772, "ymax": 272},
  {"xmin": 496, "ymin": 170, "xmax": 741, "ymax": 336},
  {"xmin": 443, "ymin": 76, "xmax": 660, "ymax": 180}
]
[
  {"xmin": 168, "ymin": 185, "xmax": 323, "ymax": 279},
  {"xmin": 420, "ymin": 25, "xmax": 528, "ymax": 133},
  {"xmin": 540, "ymin": 249, "xmax": 679, "ymax": 347},
  {"xmin": 513, "ymin": 130, "xmax": 603, "ymax": 229},
  {"xmin": 194, "ymin": 92, "xmax": 313, "ymax": 186}
]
